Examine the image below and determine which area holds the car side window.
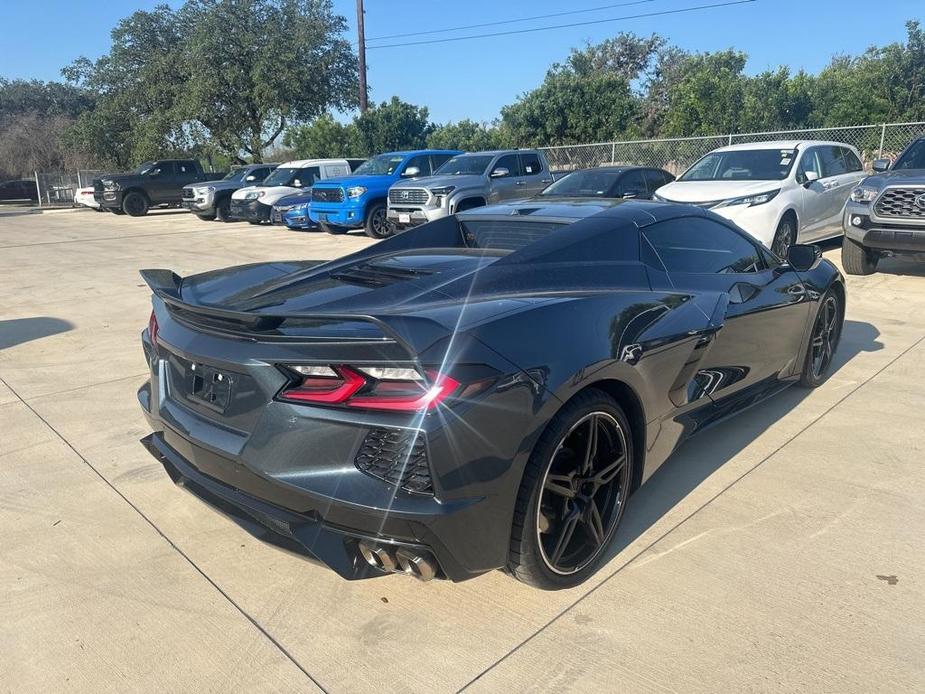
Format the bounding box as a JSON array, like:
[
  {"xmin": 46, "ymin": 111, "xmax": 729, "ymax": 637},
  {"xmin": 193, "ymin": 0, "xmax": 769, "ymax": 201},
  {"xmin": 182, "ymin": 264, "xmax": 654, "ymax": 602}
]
[
  {"xmin": 618, "ymin": 170, "xmax": 648, "ymax": 197},
  {"xmin": 431, "ymin": 153, "xmax": 454, "ymax": 171},
  {"xmin": 842, "ymin": 148, "xmax": 863, "ymax": 173},
  {"xmin": 642, "ymin": 218, "xmax": 765, "ymax": 274},
  {"xmin": 520, "ymin": 153, "xmax": 544, "ymax": 176},
  {"xmin": 405, "ymin": 155, "xmax": 432, "ymax": 177},
  {"xmin": 797, "ymin": 148, "xmax": 821, "ymax": 181},
  {"xmin": 177, "ymin": 162, "xmax": 193, "ymax": 175},
  {"xmin": 642, "ymin": 169, "xmax": 668, "ymax": 192},
  {"xmin": 819, "ymin": 146, "xmax": 848, "ymax": 177},
  {"xmin": 494, "ymin": 154, "xmax": 522, "ymax": 177}
]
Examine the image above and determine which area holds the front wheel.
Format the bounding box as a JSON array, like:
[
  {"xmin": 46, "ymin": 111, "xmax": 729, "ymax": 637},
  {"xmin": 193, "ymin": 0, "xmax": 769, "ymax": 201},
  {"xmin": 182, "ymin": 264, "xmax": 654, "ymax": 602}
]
[
  {"xmin": 799, "ymin": 288, "xmax": 844, "ymax": 387},
  {"xmin": 215, "ymin": 197, "xmax": 231, "ymax": 222},
  {"xmin": 195, "ymin": 213, "xmax": 216, "ymax": 222},
  {"xmin": 364, "ymin": 202, "xmax": 394, "ymax": 239},
  {"xmin": 508, "ymin": 390, "xmax": 634, "ymax": 590},
  {"xmin": 771, "ymin": 217, "xmax": 795, "ymax": 259},
  {"xmin": 122, "ymin": 191, "xmax": 149, "ymax": 217},
  {"xmin": 841, "ymin": 237, "xmax": 878, "ymax": 275}
]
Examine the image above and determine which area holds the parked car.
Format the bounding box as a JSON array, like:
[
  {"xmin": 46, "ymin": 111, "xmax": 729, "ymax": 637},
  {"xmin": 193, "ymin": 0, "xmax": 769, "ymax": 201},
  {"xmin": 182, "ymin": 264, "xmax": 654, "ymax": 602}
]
[
  {"xmin": 0, "ymin": 179, "xmax": 38, "ymax": 203},
  {"xmin": 309, "ymin": 149, "xmax": 461, "ymax": 238},
  {"xmin": 229, "ymin": 158, "xmax": 362, "ymax": 225},
  {"xmin": 271, "ymin": 192, "xmax": 312, "ymax": 228},
  {"xmin": 386, "ymin": 149, "xmax": 552, "ymax": 231},
  {"xmin": 654, "ymin": 141, "xmax": 866, "ymax": 257},
  {"xmin": 841, "ymin": 136, "xmax": 925, "ymax": 275},
  {"xmin": 536, "ymin": 166, "xmax": 674, "ymax": 200},
  {"xmin": 138, "ymin": 198, "xmax": 844, "ymax": 589},
  {"xmin": 93, "ymin": 160, "xmax": 215, "ymax": 216},
  {"xmin": 182, "ymin": 163, "xmax": 278, "ymax": 221},
  {"xmin": 74, "ymin": 186, "xmax": 101, "ymax": 210}
]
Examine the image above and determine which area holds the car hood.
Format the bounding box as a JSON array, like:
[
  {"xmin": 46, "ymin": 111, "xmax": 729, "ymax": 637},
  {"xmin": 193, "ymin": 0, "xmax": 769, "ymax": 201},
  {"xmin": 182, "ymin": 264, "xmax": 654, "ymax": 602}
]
[
  {"xmin": 231, "ymin": 185, "xmax": 305, "ymax": 204},
  {"xmin": 186, "ymin": 179, "xmax": 241, "ymax": 192},
  {"xmin": 273, "ymin": 192, "xmax": 311, "ymax": 207},
  {"xmin": 391, "ymin": 174, "xmax": 483, "ymax": 191},
  {"xmin": 656, "ymin": 180, "xmax": 784, "ymax": 204},
  {"xmin": 858, "ymin": 169, "xmax": 925, "ymax": 189},
  {"xmin": 314, "ymin": 173, "xmax": 398, "ymax": 190}
]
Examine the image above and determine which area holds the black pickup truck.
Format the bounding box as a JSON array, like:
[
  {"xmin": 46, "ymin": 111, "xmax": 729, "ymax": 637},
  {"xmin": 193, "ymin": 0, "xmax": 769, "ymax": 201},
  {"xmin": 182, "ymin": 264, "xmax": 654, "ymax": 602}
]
[{"xmin": 94, "ymin": 160, "xmax": 215, "ymax": 216}]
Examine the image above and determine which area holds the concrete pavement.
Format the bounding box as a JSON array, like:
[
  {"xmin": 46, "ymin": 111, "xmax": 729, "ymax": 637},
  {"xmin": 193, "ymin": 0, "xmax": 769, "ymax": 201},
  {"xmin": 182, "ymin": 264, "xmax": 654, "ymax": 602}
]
[{"xmin": 1, "ymin": 209, "xmax": 923, "ymax": 692}]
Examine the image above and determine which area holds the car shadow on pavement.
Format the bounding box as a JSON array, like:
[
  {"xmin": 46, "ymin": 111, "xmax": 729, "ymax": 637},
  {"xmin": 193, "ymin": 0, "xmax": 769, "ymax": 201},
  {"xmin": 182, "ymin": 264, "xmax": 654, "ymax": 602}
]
[
  {"xmin": 0, "ymin": 317, "xmax": 73, "ymax": 351},
  {"xmin": 872, "ymin": 257, "xmax": 925, "ymax": 277},
  {"xmin": 605, "ymin": 318, "xmax": 882, "ymax": 563}
]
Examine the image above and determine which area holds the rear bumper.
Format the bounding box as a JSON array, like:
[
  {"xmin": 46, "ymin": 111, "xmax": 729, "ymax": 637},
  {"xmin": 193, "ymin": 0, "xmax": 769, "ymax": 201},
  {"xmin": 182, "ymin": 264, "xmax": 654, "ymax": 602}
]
[
  {"xmin": 229, "ymin": 198, "xmax": 271, "ymax": 222},
  {"xmin": 843, "ymin": 208, "xmax": 925, "ymax": 253}
]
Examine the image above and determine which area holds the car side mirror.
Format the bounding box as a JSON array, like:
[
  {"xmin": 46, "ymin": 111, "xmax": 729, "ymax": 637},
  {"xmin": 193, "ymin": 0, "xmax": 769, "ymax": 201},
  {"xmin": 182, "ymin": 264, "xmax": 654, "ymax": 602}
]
[
  {"xmin": 490, "ymin": 167, "xmax": 510, "ymax": 178},
  {"xmin": 148, "ymin": 169, "xmax": 161, "ymax": 177},
  {"xmin": 621, "ymin": 189, "xmax": 644, "ymax": 199},
  {"xmin": 292, "ymin": 179, "xmax": 301, "ymax": 187},
  {"xmin": 245, "ymin": 175, "xmax": 257, "ymax": 182},
  {"xmin": 787, "ymin": 243, "xmax": 821, "ymax": 271},
  {"xmin": 801, "ymin": 170, "xmax": 820, "ymax": 186},
  {"xmin": 402, "ymin": 166, "xmax": 421, "ymax": 178},
  {"xmin": 872, "ymin": 158, "xmax": 891, "ymax": 172}
]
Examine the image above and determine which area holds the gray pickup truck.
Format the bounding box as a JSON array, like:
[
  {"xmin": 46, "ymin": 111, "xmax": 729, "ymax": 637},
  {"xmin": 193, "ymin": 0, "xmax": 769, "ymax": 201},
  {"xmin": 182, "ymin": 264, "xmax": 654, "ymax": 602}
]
[
  {"xmin": 842, "ymin": 136, "xmax": 925, "ymax": 274},
  {"xmin": 387, "ymin": 149, "xmax": 553, "ymax": 231},
  {"xmin": 182, "ymin": 163, "xmax": 277, "ymax": 221}
]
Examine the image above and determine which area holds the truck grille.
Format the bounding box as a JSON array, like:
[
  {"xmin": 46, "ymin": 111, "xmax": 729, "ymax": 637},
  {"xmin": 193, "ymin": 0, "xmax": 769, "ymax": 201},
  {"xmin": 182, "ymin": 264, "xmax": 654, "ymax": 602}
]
[
  {"xmin": 354, "ymin": 428, "xmax": 433, "ymax": 495},
  {"xmin": 181, "ymin": 188, "xmax": 196, "ymax": 200},
  {"xmin": 388, "ymin": 188, "xmax": 429, "ymax": 205},
  {"xmin": 875, "ymin": 187, "xmax": 925, "ymax": 218},
  {"xmin": 312, "ymin": 187, "xmax": 344, "ymax": 203}
]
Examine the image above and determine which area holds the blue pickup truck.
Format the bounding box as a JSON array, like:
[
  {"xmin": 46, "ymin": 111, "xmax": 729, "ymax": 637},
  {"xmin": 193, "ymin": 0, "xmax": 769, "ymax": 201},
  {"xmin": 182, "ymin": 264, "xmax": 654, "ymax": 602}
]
[{"xmin": 308, "ymin": 149, "xmax": 460, "ymax": 238}]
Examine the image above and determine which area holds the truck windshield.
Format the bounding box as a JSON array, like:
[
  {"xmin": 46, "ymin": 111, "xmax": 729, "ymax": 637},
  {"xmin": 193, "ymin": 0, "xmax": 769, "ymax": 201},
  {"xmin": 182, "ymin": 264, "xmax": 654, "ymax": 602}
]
[
  {"xmin": 893, "ymin": 140, "xmax": 925, "ymax": 170},
  {"xmin": 132, "ymin": 162, "xmax": 156, "ymax": 175},
  {"xmin": 541, "ymin": 170, "xmax": 623, "ymax": 197},
  {"xmin": 223, "ymin": 167, "xmax": 249, "ymax": 181},
  {"xmin": 680, "ymin": 149, "xmax": 796, "ymax": 181},
  {"xmin": 435, "ymin": 155, "xmax": 494, "ymax": 176},
  {"xmin": 353, "ymin": 155, "xmax": 405, "ymax": 176}
]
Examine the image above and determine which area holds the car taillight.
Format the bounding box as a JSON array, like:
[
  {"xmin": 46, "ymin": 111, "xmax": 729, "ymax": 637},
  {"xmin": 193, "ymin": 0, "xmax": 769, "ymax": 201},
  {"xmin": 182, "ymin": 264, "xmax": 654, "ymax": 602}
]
[
  {"xmin": 278, "ymin": 364, "xmax": 461, "ymax": 412},
  {"xmin": 148, "ymin": 310, "xmax": 159, "ymax": 349}
]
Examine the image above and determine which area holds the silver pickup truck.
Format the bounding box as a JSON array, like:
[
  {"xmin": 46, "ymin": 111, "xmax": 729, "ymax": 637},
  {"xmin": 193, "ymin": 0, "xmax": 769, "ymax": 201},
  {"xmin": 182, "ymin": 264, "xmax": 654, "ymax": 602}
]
[{"xmin": 387, "ymin": 149, "xmax": 553, "ymax": 231}]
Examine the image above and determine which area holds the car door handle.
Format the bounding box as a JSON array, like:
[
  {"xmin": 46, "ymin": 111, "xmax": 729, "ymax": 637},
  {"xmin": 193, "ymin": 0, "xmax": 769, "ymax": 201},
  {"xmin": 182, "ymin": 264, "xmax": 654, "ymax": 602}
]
[{"xmin": 515, "ymin": 181, "xmax": 525, "ymax": 186}]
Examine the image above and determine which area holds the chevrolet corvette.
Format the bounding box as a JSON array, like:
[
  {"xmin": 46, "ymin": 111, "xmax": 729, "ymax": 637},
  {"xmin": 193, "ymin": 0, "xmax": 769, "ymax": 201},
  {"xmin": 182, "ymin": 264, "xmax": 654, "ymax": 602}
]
[{"xmin": 138, "ymin": 199, "xmax": 844, "ymax": 589}]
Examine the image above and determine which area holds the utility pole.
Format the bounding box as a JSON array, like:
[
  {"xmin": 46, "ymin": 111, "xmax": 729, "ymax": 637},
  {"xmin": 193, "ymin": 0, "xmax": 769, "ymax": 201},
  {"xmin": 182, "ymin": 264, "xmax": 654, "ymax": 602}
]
[{"xmin": 356, "ymin": 0, "xmax": 368, "ymax": 113}]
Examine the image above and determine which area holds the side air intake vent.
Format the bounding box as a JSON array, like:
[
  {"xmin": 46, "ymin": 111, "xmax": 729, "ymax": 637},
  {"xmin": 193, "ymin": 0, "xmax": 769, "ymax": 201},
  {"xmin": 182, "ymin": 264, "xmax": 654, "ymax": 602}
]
[{"xmin": 354, "ymin": 428, "xmax": 433, "ymax": 494}]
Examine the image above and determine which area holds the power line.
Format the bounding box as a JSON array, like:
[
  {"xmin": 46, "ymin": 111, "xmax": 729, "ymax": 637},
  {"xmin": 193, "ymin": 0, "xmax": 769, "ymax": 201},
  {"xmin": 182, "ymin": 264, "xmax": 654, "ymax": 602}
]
[
  {"xmin": 364, "ymin": 0, "xmax": 659, "ymax": 43},
  {"xmin": 364, "ymin": 0, "xmax": 757, "ymax": 50}
]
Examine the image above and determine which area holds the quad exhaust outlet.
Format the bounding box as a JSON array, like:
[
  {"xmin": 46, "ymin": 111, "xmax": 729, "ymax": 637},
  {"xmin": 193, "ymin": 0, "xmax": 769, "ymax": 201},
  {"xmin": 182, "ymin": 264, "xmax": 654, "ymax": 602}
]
[{"xmin": 357, "ymin": 540, "xmax": 437, "ymax": 581}]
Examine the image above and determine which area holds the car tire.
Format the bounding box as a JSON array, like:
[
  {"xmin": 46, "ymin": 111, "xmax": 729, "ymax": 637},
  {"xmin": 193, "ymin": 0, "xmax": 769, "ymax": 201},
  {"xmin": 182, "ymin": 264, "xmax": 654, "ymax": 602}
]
[
  {"xmin": 799, "ymin": 287, "xmax": 844, "ymax": 388},
  {"xmin": 109, "ymin": 208, "xmax": 126, "ymax": 215},
  {"xmin": 365, "ymin": 202, "xmax": 394, "ymax": 239},
  {"xmin": 215, "ymin": 197, "xmax": 232, "ymax": 222},
  {"xmin": 122, "ymin": 191, "xmax": 149, "ymax": 217},
  {"xmin": 771, "ymin": 217, "xmax": 796, "ymax": 259},
  {"xmin": 841, "ymin": 237, "xmax": 878, "ymax": 275},
  {"xmin": 247, "ymin": 220, "xmax": 262, "ymax": 225},
  {"xmin": 508, "ymin": 389, "xmax": 634, "ymax": 590},
  {"xmin": 196, "ymin": 213, "xmax": 216, "ymax": 221}
]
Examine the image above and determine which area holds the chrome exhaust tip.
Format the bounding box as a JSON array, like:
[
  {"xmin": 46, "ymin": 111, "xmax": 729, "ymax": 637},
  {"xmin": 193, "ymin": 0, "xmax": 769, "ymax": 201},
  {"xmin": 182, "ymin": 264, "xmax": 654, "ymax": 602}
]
[
  {"xmin": 358, "ymin": 541, "xmax": 398, "ymax": 573},
  {"xmin": 395, "ymin": 547, "xmax": 437, "ymax": 582}
]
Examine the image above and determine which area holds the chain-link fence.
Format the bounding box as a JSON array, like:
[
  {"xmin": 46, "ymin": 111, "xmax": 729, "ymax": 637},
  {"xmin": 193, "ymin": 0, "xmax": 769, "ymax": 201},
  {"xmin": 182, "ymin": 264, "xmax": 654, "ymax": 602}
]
[
  {"xmin": 540, "ymin": 121, "xmax": 925, "ymax": 175},
  {"xmin": 33, "ymin": 169, "xmax": 106, "ymax": 208}
]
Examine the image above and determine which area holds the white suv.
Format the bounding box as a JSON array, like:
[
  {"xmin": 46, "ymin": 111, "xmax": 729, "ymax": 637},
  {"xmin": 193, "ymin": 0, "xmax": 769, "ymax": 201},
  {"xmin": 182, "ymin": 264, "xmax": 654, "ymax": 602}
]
[{"xmin": 654, "ymin": 140, "xmax": 866, "ymax": 257}]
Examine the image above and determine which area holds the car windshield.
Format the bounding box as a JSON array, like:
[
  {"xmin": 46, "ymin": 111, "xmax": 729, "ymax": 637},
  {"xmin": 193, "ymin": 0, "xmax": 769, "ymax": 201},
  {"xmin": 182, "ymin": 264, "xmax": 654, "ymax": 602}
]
[
  {"xmin": 435, "ymin": 155, "xmax": 494, "ymax": 176},
  {"xmin": 353, "ymin": 154, "xmax": 405, "ymax": 175},
  {"xmin": 223, "ymin": 167, "xmax": 249, "ymax": 182},
  {"xmin": 680, "ymin": 149, "xmax": 797, "ymax": 181},
  {"xmin": 893, "ymin": 140, "xmax": 925, "ymax": 170},
  {"xmin": 460, "ymin": 219, "xmax": 567, "ymax": 251},
  {"xmin": 541, "ymin": 170, "xmax": 624, "ymax": 197},
  {"xmin": 132, "ymin": 162, "xmax": 156, "ymax": 175},
  {"xmin": 261, "ymin": 166, "xmax": 319, "ymax": 187}
]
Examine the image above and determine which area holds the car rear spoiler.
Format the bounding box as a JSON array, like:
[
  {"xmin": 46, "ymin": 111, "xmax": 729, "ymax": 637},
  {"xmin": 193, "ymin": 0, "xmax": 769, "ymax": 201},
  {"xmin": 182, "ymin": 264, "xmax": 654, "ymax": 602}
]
[{"xmin": 139, "ymin": 268, "xmax": 449, "ymax": 355}]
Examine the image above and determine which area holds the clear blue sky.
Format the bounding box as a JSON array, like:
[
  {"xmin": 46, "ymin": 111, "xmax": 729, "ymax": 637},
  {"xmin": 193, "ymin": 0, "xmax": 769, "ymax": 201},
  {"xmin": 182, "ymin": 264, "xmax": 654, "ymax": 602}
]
[{"xmin": 2, "ymin": 0, "xmax": 922, "ymax": 124}]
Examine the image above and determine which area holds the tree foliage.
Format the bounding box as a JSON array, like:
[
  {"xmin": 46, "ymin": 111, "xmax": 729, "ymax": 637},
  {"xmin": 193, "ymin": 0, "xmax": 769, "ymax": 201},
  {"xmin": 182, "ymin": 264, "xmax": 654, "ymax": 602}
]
[
  {"xmin": 427, "ymin": 119, "xmax": 505, "ymax": 151},
  {"xmin": 354, "ymin": 97, "xmax": 433, "ymax": 153},
  {"xmin": 283, "ymin": 114, "xmax": 362, "ymax": 158}
]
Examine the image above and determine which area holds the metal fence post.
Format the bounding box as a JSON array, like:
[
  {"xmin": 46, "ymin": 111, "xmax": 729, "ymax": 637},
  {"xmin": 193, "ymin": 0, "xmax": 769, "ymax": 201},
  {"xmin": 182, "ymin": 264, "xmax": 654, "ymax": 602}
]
[
  {"xmin": 878, "ymin": 124, "xmax": 887, "ymax": 158},
  {"xmin": 611, "ymin": 142, "xmax": 616, "ymax": 163},
  {"xmin": 728, "ymin": 134, "xmax": 733, "ymax": 145},
  {"xmin": 34, "ymin": 171, "xmax": 41, "ymax": 208}
]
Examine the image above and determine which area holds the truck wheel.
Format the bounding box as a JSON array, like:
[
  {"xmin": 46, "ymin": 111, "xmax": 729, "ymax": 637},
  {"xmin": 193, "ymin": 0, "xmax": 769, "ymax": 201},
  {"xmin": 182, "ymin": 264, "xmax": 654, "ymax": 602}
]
[
  {"xmin": 122, "ymin": 192, "xmax": 149, "ymax": 217},
  {"xmin": 365, "ymin": 203, "xmax": 394, "ymax": 239},
  {"xmin": 841, "ymin": 237, "xmax": 878, "ymax": 275},
  {"xmin": 196, "ymin": 213, "xmax": 216, "ymax": 221},
  {"xmin": 215, "ymin": 198, "xmax": 231, "ymax": 222}
]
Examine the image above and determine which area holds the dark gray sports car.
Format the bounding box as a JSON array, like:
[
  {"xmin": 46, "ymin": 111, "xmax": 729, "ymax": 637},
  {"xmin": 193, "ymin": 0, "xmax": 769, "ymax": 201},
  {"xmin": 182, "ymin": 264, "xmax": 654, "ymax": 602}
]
[{"xmin": 138, "ymin": 199, "xmax": 844, "ymax": 589}]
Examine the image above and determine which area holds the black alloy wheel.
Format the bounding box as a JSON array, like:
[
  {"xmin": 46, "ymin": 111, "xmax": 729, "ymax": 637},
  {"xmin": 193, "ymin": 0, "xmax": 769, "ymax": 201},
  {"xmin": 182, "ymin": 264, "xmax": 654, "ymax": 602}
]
[
  {"xmin": 800, "ymin": 290, "xmax": 843, "ymax": 387},
  {"xmin": 122, "ymin": 191, "xmax": 149, "ymax": 217},
  {"xmin": 771, "ymin": 218, "xmax": 795, "ymax": 259},
  {"xmin": 365, "ymin": 202, "xmax": 394, "ymax": 239}
]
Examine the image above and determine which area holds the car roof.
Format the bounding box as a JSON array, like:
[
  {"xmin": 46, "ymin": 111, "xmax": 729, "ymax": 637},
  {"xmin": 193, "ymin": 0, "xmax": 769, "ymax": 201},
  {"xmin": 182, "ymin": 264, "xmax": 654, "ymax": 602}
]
[
  {"xmin": 457, "ymin": 198, "xmax": 701, "ymax": 226},
  {"xmin": 376, "ymin": 149, "xmax": 462, "ymax": 157},
  {"xmin": 277, "ymin": 158, "xmax": 350, "ymax": 167},
  {"xmin": 714, "ymin": 140, "xmax": 858, "ymax": 152}
]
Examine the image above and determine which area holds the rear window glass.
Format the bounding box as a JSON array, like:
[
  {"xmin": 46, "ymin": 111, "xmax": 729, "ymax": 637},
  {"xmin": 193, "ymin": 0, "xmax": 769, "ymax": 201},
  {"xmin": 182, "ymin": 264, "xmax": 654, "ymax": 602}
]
[{"xmin": 461, "ymin": 219, "xmax": 566, "ymax": 251}]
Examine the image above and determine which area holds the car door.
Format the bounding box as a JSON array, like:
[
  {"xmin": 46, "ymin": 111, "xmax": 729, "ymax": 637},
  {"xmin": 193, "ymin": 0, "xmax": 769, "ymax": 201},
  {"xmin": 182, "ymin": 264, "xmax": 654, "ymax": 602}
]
[
  {"xmin": 642, "ymin": 169, "xmax": 674, "ymax": 198},
  {"xmin": 518, "ymin": 152, "xmax": 553, "ymax": 196},
  {"xmin": 642, "ymin": 216, "xmax": 811, "ymax": 405},
  {"xmin": 814, "ymin": 146, "xmax": 857, "ymax": 238},
  {"xmin": 146, "ymin": 161, "xmax": 176, "ymax": 203},
  {"xmin": 614, "ymin": 169, "xmax": 648, "ymax": 199},
  {"xmin": 795, "ymin": 147, "xmax": 830, "ymax": 241},
  {"xmin": 488, "ymin": 154, "xmax": 524, "ymax": 202}
]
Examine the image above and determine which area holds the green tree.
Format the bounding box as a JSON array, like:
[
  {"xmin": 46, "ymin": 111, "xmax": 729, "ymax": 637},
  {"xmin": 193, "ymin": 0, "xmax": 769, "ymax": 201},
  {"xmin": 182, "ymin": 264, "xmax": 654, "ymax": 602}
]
[
  {"xmin": 556, "ymin": 32, "xmax": 665, "ymax": 81},
  {"xmin": 427, "ymin": 119, "xmax": 504, "ymax": 151},
  {"xmin": 283, "ymin": 114, "xmax": 362, "ymax": 158},
  {"xmin": 354, "ymin": 97, "xmax": 433, "ymax": 153}
]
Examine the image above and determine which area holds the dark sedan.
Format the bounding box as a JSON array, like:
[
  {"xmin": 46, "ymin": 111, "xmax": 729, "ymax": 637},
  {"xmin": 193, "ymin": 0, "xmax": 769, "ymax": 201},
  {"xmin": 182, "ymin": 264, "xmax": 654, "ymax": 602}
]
[
  {"xmin": 138, "ymin": 199, "xmax": 844, "ymax": 590},
  {"xmin": 539, "ymin": 166, "xmax": 674, "ymax": 200}
]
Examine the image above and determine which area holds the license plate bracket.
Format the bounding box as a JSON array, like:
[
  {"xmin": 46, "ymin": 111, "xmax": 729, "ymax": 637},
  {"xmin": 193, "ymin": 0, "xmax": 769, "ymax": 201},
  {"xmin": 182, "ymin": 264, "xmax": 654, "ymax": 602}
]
[
  {"xmin": 187, "ymin": 363, "xmax": 233, "ymax": 412},
  {"xmin": 399, "ymin": 213, "xmax": 411, "ymax": 224}
]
